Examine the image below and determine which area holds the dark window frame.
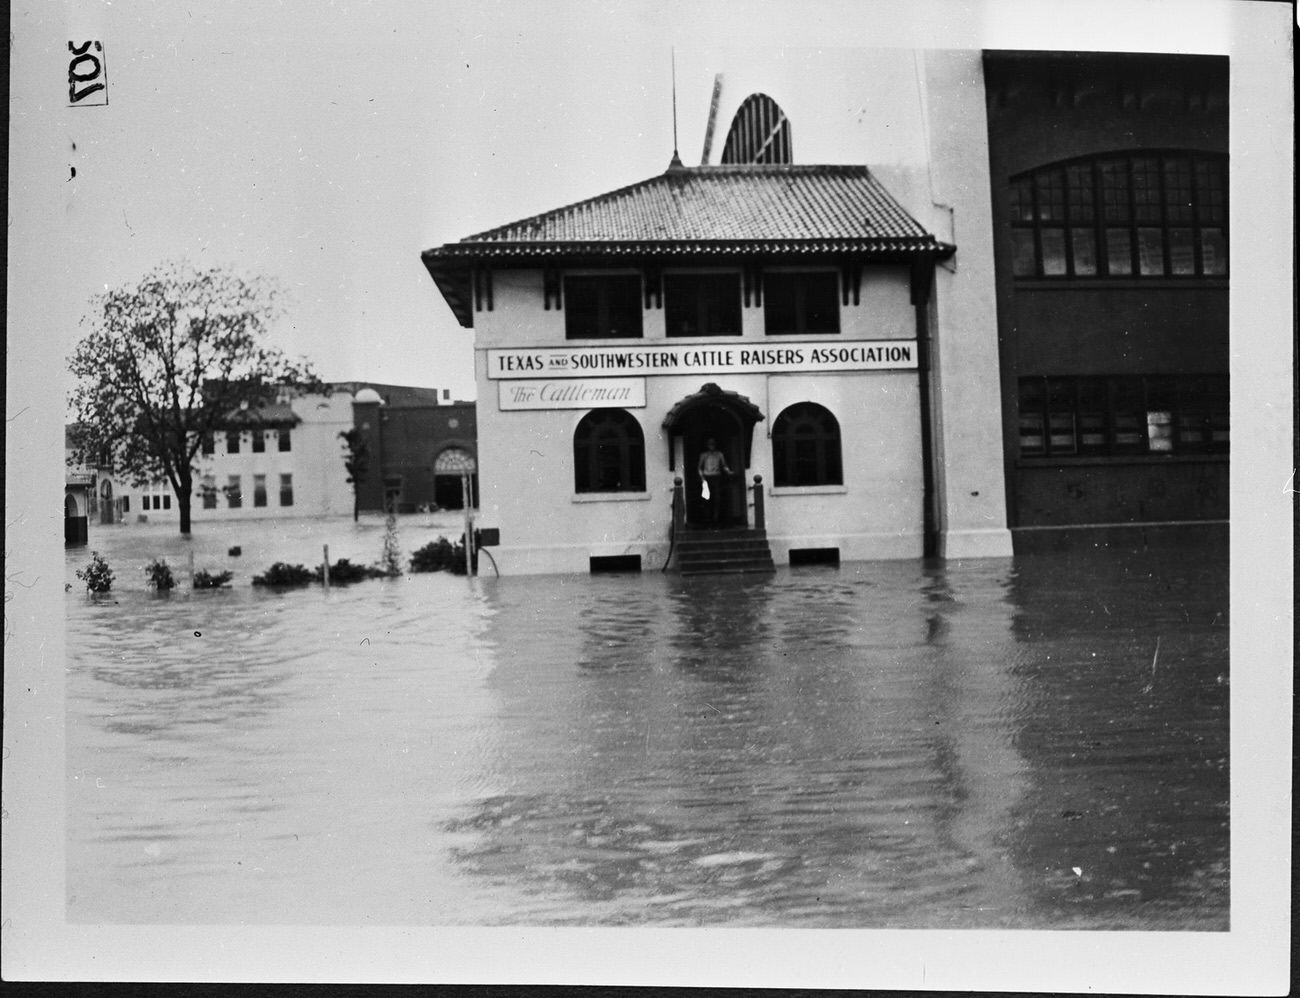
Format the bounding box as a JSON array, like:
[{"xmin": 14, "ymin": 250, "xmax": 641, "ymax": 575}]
[
  {"xmin": 1017, "ymin": 374, "xmax": 1229, "ymax": 458},
  {"xmin": 1009, "ymin": 152, "xmax": 1228, "ymax": 280},
  {"xmin": 225, "ymin": 475, "xmax": 242, "ymax": 509},
  {"xmin": 253, "ymin": 474, "xmax": 268, "ymax": 508},
  {"xmin": 278, "ymin": 428, "xmax": 292, "ymax": 452},
  {"xmin": 763, "ymin": 271, "xmax": 841, "ymax": 336},
  {"xmin": 226, "ymin": 431, "xmax": 241, "ymax": 455},
  {"xmin": 573, "ymin": 408, "xmax": 647, "ymax": 494},
  {"xmin": 563, "ymin": 274, "xmax": 644, "ymax": 340},
  {"xmin": 771, "ymin": 402, "xmax": 844, "ymax": 487},
  {"xmin": 279, "ymin": 473, "xmax": 294, "ymax": 507},
  {"xmin": 664, "ymin": 272, "xmax": 742, "ymax": 337},
  {"xmin": 252, "ymin": 430, "xmax": 266, "ymax": 453}
]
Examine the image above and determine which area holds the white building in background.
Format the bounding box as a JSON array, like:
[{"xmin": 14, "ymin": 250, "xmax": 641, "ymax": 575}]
[
  {"xmin": 190, "ymin": 389, "xmax": 355, "ymax": 521},
  {"xmin": 76, "ymin": 387, "xmax": 356, "ymax": 526}
]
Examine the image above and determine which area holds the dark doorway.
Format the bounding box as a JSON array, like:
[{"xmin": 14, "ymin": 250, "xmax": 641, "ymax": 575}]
[
  {"xmin": 434, "ymin": 473, "xmax": 477, "ymax": 510},
  {"xmin": 682, "ymin": 407, "xmax": 746, "ymax": 529},
  {"xmin": 99, "ymin": 480, "xmax": 115, "ymax": 525}
]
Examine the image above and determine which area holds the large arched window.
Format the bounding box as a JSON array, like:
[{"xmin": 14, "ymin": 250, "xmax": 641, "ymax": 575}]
[
  {"xmin": 772, "ymin": 403, "xmax": 842, "ymax": 487},
  {"xmin": 1009, "ymin": 152, "xmax": 1227, "ymax": 278},
  {"xmin": 574, "ymin": 409, "xmax": 646, "ymax": 493},
  {"xmin": 721, "ymin": 93, "xmax": 793, "ymax": 165}
]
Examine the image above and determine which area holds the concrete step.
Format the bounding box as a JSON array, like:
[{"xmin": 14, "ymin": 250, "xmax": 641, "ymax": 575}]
[
  {"xmin": 673, "ymin": 525, "xmax": 775, "ymax": 575},
  {"xmin": 676, "ymin": 541, "xmax": 773, "ymax": 558}
]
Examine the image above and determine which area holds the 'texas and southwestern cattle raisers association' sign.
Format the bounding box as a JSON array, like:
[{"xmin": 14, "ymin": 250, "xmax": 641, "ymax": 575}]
[{"xmin": 486, "ymin": 340, "xmax": 918, "ymax": 380}]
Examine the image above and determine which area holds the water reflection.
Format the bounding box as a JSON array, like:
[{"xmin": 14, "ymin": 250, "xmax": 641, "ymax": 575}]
[{"xmin": 65, "ymin": 520, "xmax": 1228, "ymax": 927}]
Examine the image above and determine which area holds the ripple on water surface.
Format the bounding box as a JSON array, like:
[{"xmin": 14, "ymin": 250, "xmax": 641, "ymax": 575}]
[{"xmin": 66, "ymin": 521, "xmax": 1228, "ymax": 928}]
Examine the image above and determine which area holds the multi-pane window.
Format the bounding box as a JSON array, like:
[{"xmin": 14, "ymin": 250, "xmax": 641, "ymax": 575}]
[
  {"xmin": 772, "ymin": 402, "xmax": 843, "ymax": 487},
  {"xmin": 564, "ymin": 275, "xmax": 643, "ymax": 339},
  {"xmin": 278, "ymin": 428, "xmax": 292, "ymax": 452},
  {"xmin": 201, "ymin": 476, "xmax": 218, "ymax": 509},
  {"xmin": 664, "ymin": 273, "xmax": 742, "ymax": 337},
  {"xmin": 226, "ymin": 431, "xmax": 241, "ymax": 455},
  {"xmin": 573, "ymin": 409, "xmax": 646, "ymax": 493},
  {"xmin": 279, "ymin": 474, "xmax": 294, "ymax": 507},
  {"xmin": 226, "ymin": 475, "xmax": 242, "ymax": 508},
  {"xmin": 1010, "ymin": 153, "xmax": 1227, "ymax": 278},
  {"xmin": 252, "ymin": 430, "xmax": 266, "ymax": 453},
  {"xmin": 253, "ymin": 474, "xmax": 268, "ymax": 507},
  {"xmin": 1018, "ymin": 375, "xmax": 1228, "ymax": 457},
  {"xmin": 764, "ymin": 272, "xmax": 840, "ymax": 335},
  {"xmin": 201, "ymin": 433, "xmax": 215, "ymax": 456}
]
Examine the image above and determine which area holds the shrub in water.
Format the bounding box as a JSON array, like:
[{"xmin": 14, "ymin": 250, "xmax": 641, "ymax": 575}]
[
  {"xmin": 193, "ymin": 569, "xmax": 234, "ymax": 589},
  {"xmin": 75, "ymin": 551, "xmax": 115, "ymax": 593},
  {"xmin": 410, "ymin": 537, "xmax": 467, "ymax": 575},
  {"xmin": 144, "ymin": 559, "xmax": 176, "ymax": 591},
  {"xmin": 252, "ymin": 562, "xmax": 314, "ymax": 587},
  {"xmin": 315, "ymin": 558, "xmax": 384, "ymax": 585}
]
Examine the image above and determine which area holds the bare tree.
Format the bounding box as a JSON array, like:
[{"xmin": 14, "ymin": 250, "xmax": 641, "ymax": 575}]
[{"xmin": 68, "ymin": 261, "xmax": 319, "ymax": 535}]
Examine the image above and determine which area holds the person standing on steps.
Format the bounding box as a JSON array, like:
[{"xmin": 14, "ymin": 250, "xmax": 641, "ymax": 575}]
[{"xmin": 697, "ymin": 437, "xmax": 732, "ymax": 526}]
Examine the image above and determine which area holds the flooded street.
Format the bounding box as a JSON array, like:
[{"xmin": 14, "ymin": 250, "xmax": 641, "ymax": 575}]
[{"xmin": 65, "ymin": 517, "xmax": 1228, "ymax": 929}]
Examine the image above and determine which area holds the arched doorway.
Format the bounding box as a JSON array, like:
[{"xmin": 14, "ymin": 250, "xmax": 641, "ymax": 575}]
[
  {"xmin": 65, "ymin": 490, "xmax": 89, "ymax": 546},
  {"xmin": 433, "ymin": 447, "xmax": 478, "ymax": 510},
  {"xmin": 663, "ymin": 383, "xmax": 764, "ymax": 529}
]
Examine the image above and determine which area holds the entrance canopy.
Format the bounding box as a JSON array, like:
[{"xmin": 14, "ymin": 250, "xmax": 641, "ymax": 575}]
[{"xmin": 663, "ymin": 383, "xmax": 764, "ymax": 470}]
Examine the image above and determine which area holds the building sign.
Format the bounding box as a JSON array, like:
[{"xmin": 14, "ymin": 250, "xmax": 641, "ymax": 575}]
[
  {"xmin": 498, "ymin": 378, "xmax": 647, "ymax": 411},
  {"xmin": 487, "ymin": 340, "xmax": 917, "ymax": 380}
]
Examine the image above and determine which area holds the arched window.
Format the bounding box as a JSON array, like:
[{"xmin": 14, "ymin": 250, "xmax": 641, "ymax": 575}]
[
  {"xmin": 574, "ymin": 409, "xmax": 646, "ymax": 493},
  {"xmin": 721, "ymin": 93, "xmax": 792, "ymax": 165},
  {"xmin": 772, "ymin": 403, "xmax": 842, "ymax": 487},
  {"xmin": 1008, "ymin": 152, "xmax": 1227, "ymax": 278}
]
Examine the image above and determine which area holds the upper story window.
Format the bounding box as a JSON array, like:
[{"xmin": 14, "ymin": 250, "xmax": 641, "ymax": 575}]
[
  {"xmin": 772, "ymin": 402, "xmax": 843, "ymax": 486},
  {"xmin": 252, "ymin": 430, "xmax": 266, "ymax": 453},
  {"xmin": 1018, "ymin": 374, "xmax": 1228, "ymax": 458},
  {"xmin": 721, "ymin": 93, "xmax": 793, "ymax": 165},
  {"xmin": 1010, "ymin": 153, "xmax": 1227, "ymax": 279},
  {"xmin": 573, "ymin": 408, "xmax": 646, "ymax": 493},
  {"xmin": 664, "ymin": 273, "xmax": 742, "ymax": 337},
  {"xmin": 764, "ymin": 272, "xmax": 840, "ymax": 335},
  {"xmin": 564, "ymin": 275, "xmax": 643, "ymax": 340},
  {"xmin": 278, "ymin": 428, "xmax": 292, "ymax": 452},
  {"xmin": 226, "ymin": 431, "xmax": 241, "ymax": 455}
]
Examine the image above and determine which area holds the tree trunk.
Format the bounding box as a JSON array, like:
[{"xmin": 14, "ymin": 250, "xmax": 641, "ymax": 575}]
[{"xmin": 177, "ymin": 471, "xmax": 193, "ymax": 535}]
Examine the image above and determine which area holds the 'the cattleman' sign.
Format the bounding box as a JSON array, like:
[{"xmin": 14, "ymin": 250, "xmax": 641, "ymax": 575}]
[{"xmin": 486, "ymin": 339, "xmax": 918, "ymax": 379}]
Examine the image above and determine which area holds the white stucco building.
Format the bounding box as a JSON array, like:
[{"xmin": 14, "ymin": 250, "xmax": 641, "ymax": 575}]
[{"xmin": 423, "ymin": 50, "xmax": 1015, "ymax": 575}]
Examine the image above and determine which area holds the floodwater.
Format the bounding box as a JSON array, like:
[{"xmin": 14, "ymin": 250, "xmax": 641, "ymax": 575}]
[{"xmin": 65, "ymin": 516, "xmax": 1229, "ymax": 929}]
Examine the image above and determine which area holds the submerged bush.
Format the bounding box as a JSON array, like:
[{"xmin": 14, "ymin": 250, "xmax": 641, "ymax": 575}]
[
  {"xmin": 252, "ymin": 562, "xmax": 314, "ymax": 588},
  {"xmin": 193, "ymin": 569, "xmax": 234, "ymax": 589},
  {"xmin": 315, "ymin": 558, "xmax": 386, "ymax": 585},
  {"xmin": 410, "ymin": 537, "xmax": 467, "ymax": 575},
  {"xmin": 144, "ymin": 559, "xmax": 176, "ymax": 591},
  {"xmin": 75, "ymin": 551, "xmax": 115, "ymax": 593}
]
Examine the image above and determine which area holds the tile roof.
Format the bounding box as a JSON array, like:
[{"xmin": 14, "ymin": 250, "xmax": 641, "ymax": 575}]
[{"xmin": 423, "ymin": 162, "xmax": 954, "ymax": 327}]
